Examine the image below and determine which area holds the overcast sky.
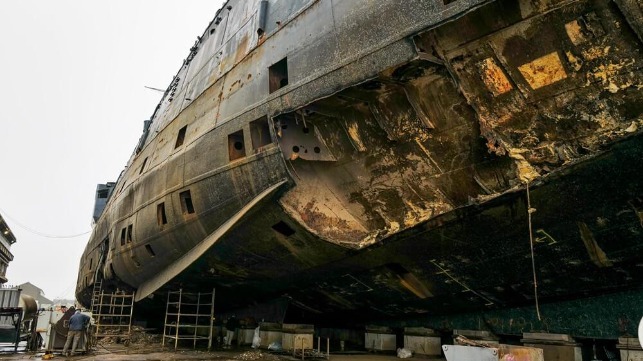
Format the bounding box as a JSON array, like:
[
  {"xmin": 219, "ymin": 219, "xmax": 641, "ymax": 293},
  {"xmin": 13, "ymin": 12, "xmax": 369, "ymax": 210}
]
[{"xmin": 0, "ymin": 0, "xmax": 225, "ymax": 301}]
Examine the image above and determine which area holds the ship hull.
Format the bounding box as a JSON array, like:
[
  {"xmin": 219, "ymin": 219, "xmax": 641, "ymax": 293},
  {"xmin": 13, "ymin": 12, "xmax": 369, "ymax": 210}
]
[{"xmin": 77, "ymin": 0, "xmax": 643, "ymax": 339}]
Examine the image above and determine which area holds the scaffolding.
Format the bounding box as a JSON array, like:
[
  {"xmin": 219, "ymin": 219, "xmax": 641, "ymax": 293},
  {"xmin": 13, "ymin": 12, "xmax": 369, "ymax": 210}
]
[
  {"xmin": 162, "ymin": 289, "xmax": 215, "ymax": 350},
  {"xmin": 92, "ymin": 291, "xmax": 134, "ymax": 345}
]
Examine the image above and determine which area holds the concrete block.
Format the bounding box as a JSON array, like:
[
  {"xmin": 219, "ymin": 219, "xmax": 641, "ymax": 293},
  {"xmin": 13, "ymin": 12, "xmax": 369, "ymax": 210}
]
[
  {"xmin": 259, "ymin": 322, "xmax": 282, "ymax": 349},
  {"xmin": 522, "ymin": 333, "xmax": 581, "ymax": 361},
  {"xmin": 617, "ymin": 337, "xmax": 643, "ymax": 361},
  {"xmin": 404, "ymin": 335, "xmax": 441, "ymax": 356},
  {"xmin": 365, "ymin": 332, "xmax": 396, "ymax": 351},
  {"xmin": 403, "ymin": 327, "xmax": 440, "ymax": 355},
  {"xmin": 283, "ymin": 333, "xmax": 313, "ymax": 351},
  {"xmin": 282, "ymin": 324, "xmax": 314, "ymax": 351}
]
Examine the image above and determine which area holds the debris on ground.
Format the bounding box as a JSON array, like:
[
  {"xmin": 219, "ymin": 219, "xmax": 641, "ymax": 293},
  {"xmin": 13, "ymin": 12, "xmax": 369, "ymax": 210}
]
[
  {"xmin": 95, "ymin": 325, "xmax": 160, "ymax": 349},
  {"xmin": 396, "ymin": 348, "xmax": 412, "ymax": 358},
  {"xmin": 129, "ymin": 326, "xmax": 162, "ymax": 345},
  {"xmin": 234, "ymin": 350, "xmax": 280, "ymax": 361}
]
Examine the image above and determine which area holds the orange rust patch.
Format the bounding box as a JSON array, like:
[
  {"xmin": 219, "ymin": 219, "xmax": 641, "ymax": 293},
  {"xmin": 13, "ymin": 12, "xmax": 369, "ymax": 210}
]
[
  {"xmin": 565, "ymin": 20, "xmax": 587, "ymax": 45},
  {"xmin": 582, "ymin": 45, "xmax": 610, "ymax": 61},
  {"xmin": 518, "ymin": 52, "xmax": 567, "ymax": 90},
  {"xmin": 234, "ymin": 34, "xmax": 249, "ymax": 64},
  {"xmin": 565, "ymin": 51, "xmax": 583, "ymax": 72},
  {"xmin": 478, "ymin": 58, "xmax": 513, "ymax": 96}
]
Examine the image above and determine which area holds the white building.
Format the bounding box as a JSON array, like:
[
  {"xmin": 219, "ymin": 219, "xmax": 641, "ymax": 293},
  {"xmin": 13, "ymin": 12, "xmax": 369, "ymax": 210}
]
[{"xmin": 0, "ymin": 213, "xmax": 16, "ymax": 284}]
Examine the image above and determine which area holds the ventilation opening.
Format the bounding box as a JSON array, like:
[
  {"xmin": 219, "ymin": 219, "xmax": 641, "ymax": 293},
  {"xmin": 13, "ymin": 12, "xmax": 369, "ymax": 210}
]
[
  {"xmin": 443, "ymin": 0, "xmax": 458, "ymax": 4},
  {"xmin": 272, "ymin": 221, "xmax": 295, "ymax": 236},
  {"xmin": 250, "ymin": 116, "xmax": 272, "ymax": 149},
  {"xmin": 228, "ymin": 130, "xmax": 246, "ymax": 161},
  {"xmin": 120, "ymin": 228, "xmax": 126, "ymax": 246},
  {"xmin": 126, "ymin": 224, "xmax": 133, "ymax": 243},
  {"xmin": 175, "ymin": 125, "xmax": 188, "ymax": 148},
  {"xmin": 210, "ymin": 28, "xmax": 216, "ymax": 35},
  {"xmin": 180, "ymin": 190, "xmax": 195, "ymax": 215},
  {"xmin": 145, "ymin": 244, "xmax": 156, "ymax": 257},
  {"xmin": 89, "ymin": 258, "xmax": 93, "ymax": 270},
  {"xmin": 268, "ymin": 57, "xmax": 288, "ymax": 93},
  {"xmin": 157, "ymin": 203, "xmax": 168, "ymax": 225},
  {"xmin": 139, "ymin": 157, "xmax": 148, "ymax": 174}
]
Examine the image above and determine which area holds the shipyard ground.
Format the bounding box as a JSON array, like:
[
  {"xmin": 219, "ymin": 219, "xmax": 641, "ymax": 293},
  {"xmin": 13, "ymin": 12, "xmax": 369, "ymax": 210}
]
[{"xmin": 0, "ymin": 344, "xmax": 416, "ymax": 361}]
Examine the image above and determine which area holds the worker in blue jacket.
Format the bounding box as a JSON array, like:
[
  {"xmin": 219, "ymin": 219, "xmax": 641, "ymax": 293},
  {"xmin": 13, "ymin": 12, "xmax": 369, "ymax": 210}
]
[{"xmin": 62, "ymin": 310, "xmax": 91, "ymax": 356}]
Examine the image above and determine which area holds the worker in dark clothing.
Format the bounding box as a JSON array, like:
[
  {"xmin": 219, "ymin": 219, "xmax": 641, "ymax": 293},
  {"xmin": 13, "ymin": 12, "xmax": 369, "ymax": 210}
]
[
  {"xmin": 225, "ymin": 315, "xmax": 240, "ymax": 347},
  {"xmin": 62, "ymin": 310, "xmax": 91, "ymax": 356}
]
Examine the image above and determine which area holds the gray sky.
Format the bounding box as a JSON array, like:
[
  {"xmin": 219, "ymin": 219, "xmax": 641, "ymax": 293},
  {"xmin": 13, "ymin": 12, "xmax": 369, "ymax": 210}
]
[{"xmin": 0, "ymin": 0, "xmax": 224, "ymax": 301}]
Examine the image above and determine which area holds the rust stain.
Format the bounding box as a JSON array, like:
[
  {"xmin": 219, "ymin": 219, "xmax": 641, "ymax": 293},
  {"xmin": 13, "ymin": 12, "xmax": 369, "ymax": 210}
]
[
  {"xmin": 285, "ymin": 195, "xmax": 368, "ymax": 246},
  {"xmin": 582, "ymin": 45, "xmax": 610, "ymax": 61},
  {"xmin": 234, "ymin": 34, "xmax": 249, "ymax": 64},
  {"xmin": 517, "ymin": 52, "xmax": 567, "ymax": 89},
  {"xmin": 414, "ymin": 139, "xmax": 443, "ymax": 173},
  {"xmin": 588, "ymin": 59, "xmax": 636, "ymax": 93},
  {"xmin": 565, "ymin": 51, "xmax": 583, "ymax": 72},
  {"xmin": 402, "ymin": 199, "xmax": 449, "ymax": 227},
  {"xmin": 283, "ymin": 94, "xmax": 292, "ymax": 107},
  {"xmin": 346, "ymin": 122, "xmax": 367, "ymax": 152},
  {"xmin": 478, "ymin": 57, "xmax": 513, "ymax": 96},
  {"xmin": 565, "ymin": 20, "xmax": 587, "ymax": 45},
  {"xmin": 508, "ymin": 148, "xmax": 540, "ymax": 183}
]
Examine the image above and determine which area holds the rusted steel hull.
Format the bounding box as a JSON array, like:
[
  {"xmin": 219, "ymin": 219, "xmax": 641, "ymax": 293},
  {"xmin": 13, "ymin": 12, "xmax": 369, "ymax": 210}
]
[
  {"xmin": 77, "ymin": 0, "xmax": 642, "ymax": 338},
  {"xmin": 125, "ymin": 133, "xmax": 642, "ymax": 336}
]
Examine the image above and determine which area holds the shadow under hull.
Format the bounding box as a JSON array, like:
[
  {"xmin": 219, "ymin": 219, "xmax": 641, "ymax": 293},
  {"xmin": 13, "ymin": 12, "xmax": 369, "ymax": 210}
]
[{"xmin": 118, "ymin": 133, "xmax": 643, "ymax": 337}]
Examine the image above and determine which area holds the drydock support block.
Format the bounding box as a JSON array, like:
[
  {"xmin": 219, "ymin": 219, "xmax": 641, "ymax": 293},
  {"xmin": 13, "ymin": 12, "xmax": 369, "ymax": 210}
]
[
  {"xmin": 365, "ymin": 326, "xmax": 396, "ymax": 352},
  {"xmin": 403, "ymin": 327, "xmax": 441, "ymax": 356},
  {"xmin": 281, "ymin": 324, "xmax": 314, "ymax": 351},
  {"xmin": 616, "ymin": 338, "xmax": 643, "ymax": 361},
  {"xmin": 258, "ymin": 322, "xmax": 282, "ymax": 349},
  {"xmin": 521, "ymin": 333, "xmax": 581, "ymax": 361}
]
